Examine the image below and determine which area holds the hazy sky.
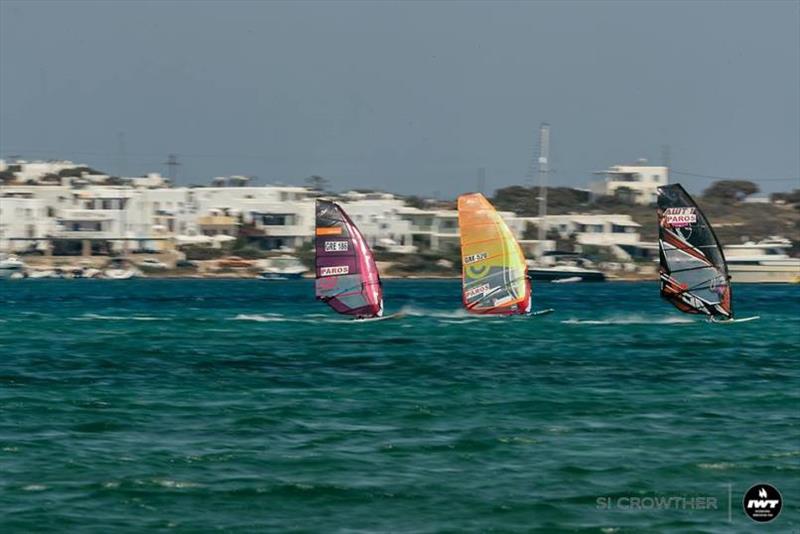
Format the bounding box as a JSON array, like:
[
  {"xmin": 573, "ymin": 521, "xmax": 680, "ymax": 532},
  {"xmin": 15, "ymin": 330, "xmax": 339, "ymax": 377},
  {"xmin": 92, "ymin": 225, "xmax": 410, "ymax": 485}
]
[{"xmin": 1, "ymin": 0, "xmax": 798, "ymax": 196}]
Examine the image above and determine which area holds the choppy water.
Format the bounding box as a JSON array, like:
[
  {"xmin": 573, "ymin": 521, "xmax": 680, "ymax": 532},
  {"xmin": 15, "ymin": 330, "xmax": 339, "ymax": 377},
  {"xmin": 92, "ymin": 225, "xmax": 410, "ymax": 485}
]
[{"xmin": 1, "ymin": 280, "xmax": 798, "ymax": 532}]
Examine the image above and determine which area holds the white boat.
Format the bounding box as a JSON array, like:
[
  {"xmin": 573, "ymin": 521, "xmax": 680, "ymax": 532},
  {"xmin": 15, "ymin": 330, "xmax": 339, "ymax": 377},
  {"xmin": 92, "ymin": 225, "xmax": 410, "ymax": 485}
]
[
  {"xmin": 258, "ymin": 255, "xmax": 308, "ymax": 280},
  {"xmin": 27, "ymin": 269, "xmax": 57, "ymax": 279},
  {"xmin": 103, "ymin": 258, "xmax": 141, "ymax": 279},
  {"xmin": 0, "ymin": 254, "xmax": 27, "ymax": 279},
  {"xmin": 71, "ymin": 266, "xmax": 103, "ymax": 279},
  {"xmin": 104, "ymin": 269, "xmax": 138, "ymax": 280},
  {"xmin": 527, "ymin": 253, "xmax": 607, "ymax": 282},
  {"xmin": 724, "ymin": 237, "xmax": 800, "ymax": 283}
]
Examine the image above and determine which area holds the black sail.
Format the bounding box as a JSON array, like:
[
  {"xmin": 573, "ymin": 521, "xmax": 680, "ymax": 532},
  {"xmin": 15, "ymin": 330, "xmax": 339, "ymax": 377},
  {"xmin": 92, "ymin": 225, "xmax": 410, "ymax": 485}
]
[{"xmin": 657, "ymin": 184, "xmax": 732, "ymax": 318}]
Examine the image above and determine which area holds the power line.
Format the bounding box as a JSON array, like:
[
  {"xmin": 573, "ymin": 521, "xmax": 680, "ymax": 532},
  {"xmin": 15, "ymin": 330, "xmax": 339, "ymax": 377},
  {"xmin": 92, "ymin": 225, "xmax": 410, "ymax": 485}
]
[
  {"xmin": 671, "ymin": 170, "xmax": 798, "ymax": 183},
  {"xmin": 477, "ymin": 167, "xmax": 486, "ymax": 195},
  {"xmin": 116, "ymin": 132, "xmax": 127, "ymax": 177},
  {"xmin": 3, "ymin": 146, "xmax": 798, "ymax": 185},
  {"xmin": 0, "ymin": 147, "xmax": 282, "ymax": 161}
]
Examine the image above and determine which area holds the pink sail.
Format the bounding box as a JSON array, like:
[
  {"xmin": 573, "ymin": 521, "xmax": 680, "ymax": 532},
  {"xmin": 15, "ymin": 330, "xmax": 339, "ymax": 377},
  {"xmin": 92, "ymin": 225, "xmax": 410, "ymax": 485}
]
[{"xmin": 314, "ymin": 200, "xmax": 383, "ymax": 318}]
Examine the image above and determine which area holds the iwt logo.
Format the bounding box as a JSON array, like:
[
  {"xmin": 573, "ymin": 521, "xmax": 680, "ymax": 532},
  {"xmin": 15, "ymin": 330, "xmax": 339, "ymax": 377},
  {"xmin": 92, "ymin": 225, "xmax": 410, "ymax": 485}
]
[{"xmin": 743, "ymin": 484, "xmax": 782, "ymax": 523}]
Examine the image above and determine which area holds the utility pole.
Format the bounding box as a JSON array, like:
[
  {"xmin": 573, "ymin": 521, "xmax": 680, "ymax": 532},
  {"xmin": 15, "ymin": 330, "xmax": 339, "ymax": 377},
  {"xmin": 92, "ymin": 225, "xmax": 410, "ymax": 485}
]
[
  {"xmin": 477, "ymin": 167, "xmax": 486, "ymax": 195},
  {"xmin": 117, "ymin": 132, "xmax": 127, "ymax": 178},
  {"xmin": 164, "ymin": 154, "xmax": 180, "ymax": 183},
  {"xmin": 537, "ymin": 123, "xmax": 550, "ymax": 243},
  {"xmin": 661, "ymin": 144, "xmax": 671, "ymax": 183}
]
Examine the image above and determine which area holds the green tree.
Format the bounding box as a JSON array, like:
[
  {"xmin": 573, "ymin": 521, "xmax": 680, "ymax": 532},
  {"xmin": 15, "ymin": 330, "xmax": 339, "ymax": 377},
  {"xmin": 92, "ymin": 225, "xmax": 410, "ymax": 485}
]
[
  {"xmin": 305, "ymin": 175, "xmax": 329, "ymax": 191},
  {"xmin": 403, "ymin": 195, "xmax": 431, "ymax": 209},
  {"xmin": 492, "ymin": 186, "xmax": 538, "ymax": 215},
  {"xmin": 702, "ymin": 180, "xmax": 759, "ymax": 202},
  {"xmin": 613, "ymin": 186, "xmax": 636, "ymax": 204},
  {"xmin": 770, "ymin": 189, "xmax": 800, "ymax": 205},
  {"xmin": 295, "ymin": 241, "xmax": 315, "ymax": 270},
  {"xmin": 58, "ymin": 166, "xmax": 104, "ymax": 177},
  {"xmin": 492, "ymin": 186, "xmax": 591, "ymax": 215}
]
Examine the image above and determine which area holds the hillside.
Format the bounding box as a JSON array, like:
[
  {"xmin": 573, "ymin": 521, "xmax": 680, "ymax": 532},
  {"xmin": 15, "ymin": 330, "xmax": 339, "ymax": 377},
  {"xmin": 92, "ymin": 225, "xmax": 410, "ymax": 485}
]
[{"xmin": 491, "ymin": 185, "xmax": 800, "ymax": 251}]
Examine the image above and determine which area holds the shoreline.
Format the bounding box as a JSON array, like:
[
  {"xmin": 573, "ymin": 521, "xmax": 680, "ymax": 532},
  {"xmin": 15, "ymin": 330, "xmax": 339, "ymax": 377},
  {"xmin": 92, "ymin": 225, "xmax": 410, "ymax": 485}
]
[{"xmin": 8, "ymin": 273, "xmax": 661, "ymax": 282}]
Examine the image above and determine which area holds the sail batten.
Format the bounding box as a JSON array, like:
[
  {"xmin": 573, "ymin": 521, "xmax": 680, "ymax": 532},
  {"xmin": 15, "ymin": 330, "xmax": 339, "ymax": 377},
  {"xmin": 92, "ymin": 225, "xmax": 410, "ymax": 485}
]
[
  {"xmin": 458, "ymin": 193, "xmax": 531, "ymax": 315},
  {"xmin": 657, "ymin": 184, "xmax": 732, "ymax": 318},
  {"xmin": 315, "ymin": 200, "xmax": 383, "ymax": 318}
]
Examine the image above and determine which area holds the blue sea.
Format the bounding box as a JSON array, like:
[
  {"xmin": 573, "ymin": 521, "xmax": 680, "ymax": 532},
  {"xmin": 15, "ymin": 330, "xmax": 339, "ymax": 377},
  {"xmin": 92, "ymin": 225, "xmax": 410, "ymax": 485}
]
[{"xmin": 0, "ymin": 280, "xmax": 798, "ymax": 532}]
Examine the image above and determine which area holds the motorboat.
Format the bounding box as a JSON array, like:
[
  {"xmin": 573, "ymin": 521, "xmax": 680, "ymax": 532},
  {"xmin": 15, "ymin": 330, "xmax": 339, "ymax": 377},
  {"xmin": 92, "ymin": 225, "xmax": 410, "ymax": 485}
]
[
  {"xmin": 103, "ymin": 258, "xmax": 140, "ymax": 279},
  {"xmin": 724, "ymin": 237, "xmax": 800, "ymax": 283},
  {"xmin": 0, "ymin": 254, "xmax": 27, "ymax": 279},
  {"xmin": 258, "ymin": 255, "xmax": 309, "ymax": 280},
  {"xmin": 527, "ymin": 252, "xmax": 606, "ymax": 282}
]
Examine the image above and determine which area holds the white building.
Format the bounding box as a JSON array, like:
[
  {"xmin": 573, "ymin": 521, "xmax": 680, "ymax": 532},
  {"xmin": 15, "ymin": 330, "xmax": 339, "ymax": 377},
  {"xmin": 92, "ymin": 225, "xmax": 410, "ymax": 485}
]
[
  {"xmin": 523, "ymin": 213, "xmax": 651, "ymax": 260},
  {"xmin": 192, "ymin": 185, "xmax": 316, "ymax": 250},
  {"xmin": 6, "ymin": 165, "xmax": 658, "ymax": 261},
  {"xmin": 337, "ymin": 191, "xmax": 416, "ymax": 253},
  {"xmin": 395, "ymin": 206, "xmax": 527, "ymax": 253},
  {"xmin": 592, "ymin": 161, "xmax": 668, "ymax": 205},
  {"xmin": 130, "ymin": 173, "xmax": 170, "ymax": 189},
  {"xmin": 0, "ymin": 159, "xmax": 88, "ymax": 184},
  {"xmin": 0, "ymin": 192, "xmax": 53, "ymax": 252}
]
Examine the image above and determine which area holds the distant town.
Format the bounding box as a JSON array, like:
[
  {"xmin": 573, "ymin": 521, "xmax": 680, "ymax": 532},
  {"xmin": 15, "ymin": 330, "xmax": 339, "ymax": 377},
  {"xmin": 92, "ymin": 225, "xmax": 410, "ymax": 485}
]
[{"xmin": 1, "ymin": 158, "xmax": 798, "ymax": 282}]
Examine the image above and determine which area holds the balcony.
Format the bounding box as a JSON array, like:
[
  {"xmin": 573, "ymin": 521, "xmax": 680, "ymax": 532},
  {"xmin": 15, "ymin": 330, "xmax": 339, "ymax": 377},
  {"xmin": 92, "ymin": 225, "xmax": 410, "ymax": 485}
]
[
  {"xmin": 52, "ymin": 229, "xmax": 116, "ymax": 240},
  {"xmin": 198, "ymin": 215, "xmax": 239, "ymax": 226}
]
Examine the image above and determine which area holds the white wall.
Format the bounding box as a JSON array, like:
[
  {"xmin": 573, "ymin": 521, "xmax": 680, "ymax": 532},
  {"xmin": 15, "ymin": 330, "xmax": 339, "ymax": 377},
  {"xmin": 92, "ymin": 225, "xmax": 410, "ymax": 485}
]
[
  {"xmin": 0, "ymin": 196, "xmax": 51, "ymax": 251},
  {"xmin": 339, "ymin": 197, "xmax": 415, "ymax": 249},
  {"xmin": 593, "ymin": 165, "xmax": 668, "ymax": 205}
]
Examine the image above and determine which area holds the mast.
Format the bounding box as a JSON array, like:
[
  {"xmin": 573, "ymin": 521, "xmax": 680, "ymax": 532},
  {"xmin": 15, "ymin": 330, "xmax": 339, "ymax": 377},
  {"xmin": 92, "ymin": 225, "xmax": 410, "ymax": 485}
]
[{"xmin": 536, "ymin": 123, "xmax": 550, "ymax": 243}]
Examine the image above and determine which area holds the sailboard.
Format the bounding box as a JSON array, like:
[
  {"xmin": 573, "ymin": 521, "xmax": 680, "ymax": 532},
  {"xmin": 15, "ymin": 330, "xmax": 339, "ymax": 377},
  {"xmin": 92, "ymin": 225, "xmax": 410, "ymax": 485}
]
[
  {"xmin": 347, "ymin": 312, "xmax": 406, "ymax": 323},
  {"xmin": 658, "ymin": 184, "xmax": 751, "ymax": 322},
  {"xmin": 712, "ymin": 315, "xmax": 760, "ymax": 324},
  {"xmin": 315, "ymin": 200, "xmax": 384, "ymax": 319},
  {"xmin": 458, "ymin": 193, "xmax": 532, "ymax": 315}
]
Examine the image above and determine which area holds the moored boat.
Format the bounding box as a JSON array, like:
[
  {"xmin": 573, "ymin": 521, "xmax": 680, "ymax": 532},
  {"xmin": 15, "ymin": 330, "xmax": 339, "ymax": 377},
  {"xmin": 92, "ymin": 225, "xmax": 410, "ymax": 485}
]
[
  {"xmin": 0, "ymin": 254, "xmax": 27, "ymax": 279},
  {"xmin": 723, "ymin": 237, "xmax": 800, "ymax": 283},
  {"xmin": 258, "ymin": 255, "xmax": 308, "ymax": 280},
  {"xmin": 103, "ymin": 258, "xmax": 140, "ymax": 279},
  {"xmin": 528, "ymin": 253, "xmax": 607, "ymax": 283}
]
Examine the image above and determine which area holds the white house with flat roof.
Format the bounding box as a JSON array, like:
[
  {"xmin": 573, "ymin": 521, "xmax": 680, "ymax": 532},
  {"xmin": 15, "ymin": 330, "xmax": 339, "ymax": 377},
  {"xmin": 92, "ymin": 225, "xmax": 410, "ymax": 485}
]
[
  {"xmin": 396, "ymin": 206, "xmax": 526, "ymax": 253},
  {"xmin": 522, "ymin": 213, "xmax": 651, "ymax": 260},
  {"xmin": 337, "ymin": 192, "xmax": 416, "ymax": 253},
  {"xmin": 0, "ymin": 192, "xmax": 53, "ymax": 252},
  {"xmin": 191, "ymin": 185, "xmax": 316, "ymax": 250},
  {"xmin": 592, "ymin": 161, "xmax": 668, "ymax": 205}
]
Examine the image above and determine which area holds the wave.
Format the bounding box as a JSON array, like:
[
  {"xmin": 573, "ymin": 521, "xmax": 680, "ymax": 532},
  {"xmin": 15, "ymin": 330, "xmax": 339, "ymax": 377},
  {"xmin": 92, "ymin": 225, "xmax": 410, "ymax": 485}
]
[
  {"xmin": 697, "ymin": 462, "xmax": 736, "ymax": 470},
  {"xmin": 150, "ymin": 478, "xmax": 204, "ymax": 489},
  {"xmin": 399, "ymin": 305, "xmax": 473, "ymax": 319},
  {"xmin": 561, "ymin": 314, "xmax": 694, "ymax": 325},
  {"xmin": 233, "ymin": 312, "xmax": 403, "ymax": 324},
  {"xmin": 72, "ymin": 313, "xmax": 165, "ymax": 321},
  {"xmin": 232, "ymin": 313, "xmax": 300, "ymax": 323}
]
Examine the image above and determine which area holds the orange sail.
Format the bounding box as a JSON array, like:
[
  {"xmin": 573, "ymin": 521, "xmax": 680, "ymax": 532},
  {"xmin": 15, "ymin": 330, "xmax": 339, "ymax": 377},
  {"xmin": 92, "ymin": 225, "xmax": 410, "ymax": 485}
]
[{"xmin": 458, "ymin": 193, "xmax": 531, "ymax": 315}]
